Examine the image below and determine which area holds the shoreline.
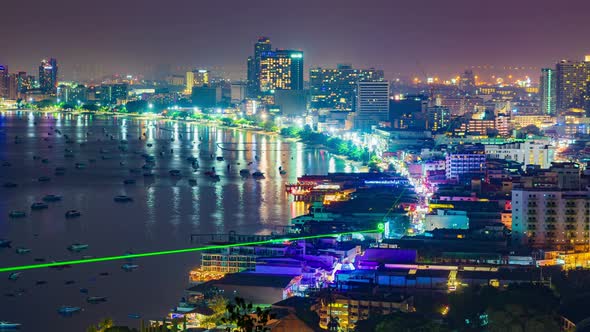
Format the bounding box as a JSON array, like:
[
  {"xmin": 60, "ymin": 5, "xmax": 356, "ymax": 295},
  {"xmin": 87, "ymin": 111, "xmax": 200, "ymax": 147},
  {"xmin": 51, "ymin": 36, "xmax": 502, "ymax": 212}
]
[{"xmin": 2, "ymin": 108, "xmax": 365, "ymax": 170}]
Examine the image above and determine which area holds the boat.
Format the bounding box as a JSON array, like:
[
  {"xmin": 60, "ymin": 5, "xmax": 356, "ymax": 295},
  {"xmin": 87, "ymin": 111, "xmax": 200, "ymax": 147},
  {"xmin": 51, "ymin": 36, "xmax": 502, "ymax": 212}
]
[
  {"xmin": 3, "ymin": 182, "xmax": 18, "ymax": 188},
  {"xmin": 0, "ymin": 321, "xmax": 21, "ymax": 329},
  {"xmin": 239, "ymin": 169, "xmax": 250, "ymax": 176},
  {"xmin": 15, "ymin": 248, "xmax": 31, "ymax": 255},
  {"xmin": 86, "ymin": 296, "xmax": 107, "ymax": 304},
  {"xmin": 210, "ymin": 174, "xmax": 220, "ymax": 181},
  {"xmin": 252, "ymin": 171, "xmax": 265, "ymax": 179},
  {"xmin": 216, "ymin": 156, "xmax": 224, "ymax": 161},
  {"xmin": 169, "ymin": 169, "xmax": 181, "ymax": 176},
  {"xmin": 121, "ymin": 263, "xmax": 139, "ymax": 271},
  {"xmin": 8, "ymin": 272, "xmax": 21, "ymax": 281},
  {"xmin": 123, "ymin": 179, "xmax": 136, "ymax": 185},
  {"xmin": 114, "ymin": 195, "xmax": 133, "ymax": 203},
  {"xmin": 31, "ymin": 202, "xmax": 48, "ymax": 210},
  {"xmin": 147, "ymin": 143, "xmax": 153, "ymax": 147},
  {"xmin": 143, "ymin": 172, "xmax": 154, "ymax": 177},
  {"xmin": 101, "ymin": 155, "xmax": 112, "ymax": 160},
  {"xmin": 79, "ymin": 288, "xmax": 89, "ymax": 294},
  {"xmin": 280, "ymin": 170, "xmax": 287, "ymax": 175},
  {"xmin": 188, "ymin": 179, "xmax": 197, "ymax": 186},
  {"xmin": 58, "ymin": 306, "xmax": 81, "ymax": 314},
  {"xmin": 8, "ymin": 211, "xmax": 26, "ymax": 218},
  {"xmin": 204, "ymin": 171, "xmax": 215, "ymax": 176},
  {"xmin": 35, "ymin": 280, "xmax": 47, "ymax": 285},
  {"xmin": 38, "ymin": 176, "xmax": 51, "ymax": 182},
  {"xmin": 42, "ymin": 194, "xmax": 62, "ymax": 202},
  {"xmin": 67, "ymin": 243, "xmax": 89, "ymax": 252},
  {"xmin": 75, "ymin": 163, "xmax": 86, "ymax": 169},
  {"xmin": 65, "ymin": 210, "xmax": 81, "ymax": 218},
  {"xmin": 0, "ymin": 240, "xmax": 11, "ymax": 248},
  {"xmin": 64, "ymin": 280, "xmax": 76, "ymax": 285},
  {"xmin": 41, "ymin": 159, "xmax": 49, "ymax": 164},
  {"xmin": 128, "ymin": 314, "xmax": 141, "ymax": 319}
]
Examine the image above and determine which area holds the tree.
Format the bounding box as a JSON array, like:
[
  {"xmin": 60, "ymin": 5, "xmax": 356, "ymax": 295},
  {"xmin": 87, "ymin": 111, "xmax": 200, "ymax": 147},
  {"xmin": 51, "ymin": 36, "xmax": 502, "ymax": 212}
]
[
  {"xmin": 125, "ymin": 100, "xmax": 148, "ymax": 113},
  {"xmin": 223, "ymin": 297, "xmax": 275, "ymax": 332},
  {"xmin": 517, "ymin": 124, "xmax": 541, "ymax": 138},
  {"xmin": 201, "ymin": 295, "xmax": 228, "ymax": 329}
]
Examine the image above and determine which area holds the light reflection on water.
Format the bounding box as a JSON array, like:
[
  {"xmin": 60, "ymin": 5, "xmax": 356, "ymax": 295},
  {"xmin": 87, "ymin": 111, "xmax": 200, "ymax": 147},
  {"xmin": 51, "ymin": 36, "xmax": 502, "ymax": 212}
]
[{"xmin": 0, "ymin": 111, "xmax": 358, "ymax": 331}]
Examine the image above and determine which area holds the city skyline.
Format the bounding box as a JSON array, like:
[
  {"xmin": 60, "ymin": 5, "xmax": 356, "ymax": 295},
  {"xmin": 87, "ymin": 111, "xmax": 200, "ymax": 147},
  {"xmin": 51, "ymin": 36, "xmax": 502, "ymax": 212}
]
[{"xmin": 3, "ymin": 0, "xmax": 590, "ymax": 81}]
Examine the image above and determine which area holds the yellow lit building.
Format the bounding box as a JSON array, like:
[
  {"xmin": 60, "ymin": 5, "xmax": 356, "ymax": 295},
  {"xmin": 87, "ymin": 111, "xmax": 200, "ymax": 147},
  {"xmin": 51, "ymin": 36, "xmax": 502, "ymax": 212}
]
[{"xmin": 259, "ymin": 50, "xmax": 303, "ymax": 93}]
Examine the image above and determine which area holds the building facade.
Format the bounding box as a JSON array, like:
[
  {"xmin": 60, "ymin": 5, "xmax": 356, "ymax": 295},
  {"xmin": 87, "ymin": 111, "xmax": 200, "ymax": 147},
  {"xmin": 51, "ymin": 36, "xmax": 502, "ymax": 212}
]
[
  {"xmin": 540, "ymin": 68, "xmax": 556, "ymax": 115},
  {"xmin": 484, "ymin": 140, "xmax": 554, "ymax": 169},
  {"xmin": 354, "ymin": 81, "xmax": 390, "ymax": 131},
  {"xmin": 39, "ymin": 58, "xmax": 58, "ymax": 95},
  {"xmin": 259, "ymin": 49, "xmax": 304, "ymax": 93}
]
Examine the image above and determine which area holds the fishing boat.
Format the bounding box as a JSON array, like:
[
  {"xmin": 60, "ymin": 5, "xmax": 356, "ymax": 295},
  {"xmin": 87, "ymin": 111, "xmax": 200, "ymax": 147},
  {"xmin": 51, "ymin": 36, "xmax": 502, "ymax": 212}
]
[
  {"xmin": 121, "ymin": 263, "xmax": 139, "ymax": 271},
  {"xmin": 67, "ymin": 243, "xmax": 89, "ymax": 252},
  {"xmin": 42, "ymin": 194, "xmax": 62, "ymax": 202},
  {"xmin": 65, "ymin": 210, "xmax": 81, "ymax": 218},
  {"xmin": 8, "ymin": 272, "xmax": 21, "ymax": 281},
  {"xmin": 30, "ymin": 202, "xmax": 48, "ymax": 210},
  {"xmin": 0, "ymin": 321, "xmax": 21, "ymax": 329},
  {"xmin": 58, "ymin": 306, "xmax": 81, "ymax": 314},
  {"xmin": 86, "ymin": 296, "xmax": 107, "ymax": 304},
  {"xmin": 280, "ymin": 170, "xmax": 287, "ymax": 175},
  {"xmin": 113, "ymin": 195, "xmax": 133, "ymax": 202},
  {"xmin": 123, "ymin": 179, "xmax": 136, "ymax": 185},
  {"xmin": 15, "ymin": 248, "xmax": 31, "ymax": 255},
  {"xmin": 216, "ymin": 156, "xmax": 224, "ymax": 161},
  {"xmin": 64, "ymin": 280, "xmax": 76, "ymax": 285},
  {"xmin": 128, "ymin": 314, "xmax": 141, "ymax": 319},
  {"xmin": 8, "ymin": 211, "xmax": 26, "ymax": 218}
]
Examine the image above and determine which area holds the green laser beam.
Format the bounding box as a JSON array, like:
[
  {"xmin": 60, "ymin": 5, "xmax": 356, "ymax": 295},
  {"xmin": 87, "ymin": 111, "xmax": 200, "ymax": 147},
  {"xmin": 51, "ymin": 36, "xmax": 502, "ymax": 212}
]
[{"xmin": 0, "ymin": 228, "xmax": 382, "ymax": 273}]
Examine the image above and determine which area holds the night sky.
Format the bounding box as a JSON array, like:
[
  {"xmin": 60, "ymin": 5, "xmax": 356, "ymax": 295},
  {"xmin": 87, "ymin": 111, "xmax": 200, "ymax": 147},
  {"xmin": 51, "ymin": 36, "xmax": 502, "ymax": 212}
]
[{"xmin": 2, "ymin": 0, "xmax": 590, "ymax": 81}]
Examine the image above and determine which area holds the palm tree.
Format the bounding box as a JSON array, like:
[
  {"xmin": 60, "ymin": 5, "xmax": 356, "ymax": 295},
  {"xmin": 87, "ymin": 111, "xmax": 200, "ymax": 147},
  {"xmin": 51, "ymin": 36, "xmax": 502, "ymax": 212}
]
[{"xmin": 98, "ymin": 318, "xmax": 114, "ymax": 331}]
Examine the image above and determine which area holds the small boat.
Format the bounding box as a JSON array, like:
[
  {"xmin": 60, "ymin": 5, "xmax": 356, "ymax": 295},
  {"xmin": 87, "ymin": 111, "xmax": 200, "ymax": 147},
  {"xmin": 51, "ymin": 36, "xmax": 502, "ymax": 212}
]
[
  {"xmin": 252, "ymin": 171, "xmax": 265, "ymax": 178},
  {"xmin": 147, "ymin": 143, "xmax": 153, "ymax": 147},
  {"xmin": 239, "ymin": 169, "xmax": 250, "ymax": 176},
  {"xmin": 121, "ymin": 263, "xmax": 139, "ymax": 271},
  {"xmin": 64, "ymin": 280, "xmax": 76, "ymax": 285},
  {"xmin": 2, "ymin": 161, "xmax": 11, "ymax": 167},
  {"xmin": 186, "ymin": 157, "xmax": 197, "ymax": 163},
  {"xmin": 0, "ymin": 240, "xmax": 11, "ymax": 248},
  {"xmin": 36, "ymin": 280, "xmax": 47, "ymax": 286},
  {"xmin": 31, "ymin": 202, "xmax": 48, "ymax": 210},
  {"xmin": 37, "ymin": 176, "xmax": 51, "ymax": 182},
  {"xmin": 67, "ymin": 243, "xmax": 89, "ymax": 252},
  {"xmin": 204, "ymin": 171, "xmax": 215, "ymax": 176},
  {"xmin": 8, "ymin": 272, "xmax": 21, "ymax": 281},
  {"xmin": 0, "ymin": 321, "xmax": 21, "ymax": 329},
  {"xmin": 75, "ymin": 163, "xmax": 86, "ymax": 169},
  {"xmin": 79, "ymin": 288, "xmax": 89, "ymax": 294},
  {"xmin": 101, "ymin": 155, "xmax": 112, "ymax": 160},
  {"xmin": 42, "ymin": 194, "xmax": 62, "ymax": 202},
  {"xmin": 87, "ymin": 296, "xmax": 107, "ymax": 304},
  {"xmin": 123, "ymin": 179, "xmax": 136, "ymax": 185},
  {"xmin": 15, "ymin": 248, "xmax": 31, "ymax": 255},
  {"xmin": 169, "ymin": 169, "xmax": 181, "ymax": 176},
  {"xmin": 188, "ymin": 179, "xmax": 197, "ymax": 186},
  {"xmin": 65, "ymin": 210, "xmax": 81, "ymax": 218},
  {"xmin": 58, "ymin": 306, "xmax": 81, "ymax": 314},
  {"xmin": 280, "ymin": 170, "xmax": 287, "ymax": 175},
  {"xmin": 113, "ymin": 195, "xmax": 133, "ymax": 203},
  {"xmin": 3, "ymin": 182, "xmax": 18, "ymax": 188},
  {"xmin": 50, "ymin": 263, "xmax": 72, "ymax": 271},
  {"xmin": 8, "ymin": 211, "xmax": 26, "ymax": 218},
  {"xmin": 128, "ymin": 314, "xmax": 141, "ymax": 319},
  {"xmin": 41, "ymin": 159, "xmax": 49, "ymax": 164},
  {"xmin": 216, "ymin": 156, "xmax": 224, "ymax": 161},
  {"xmin": 32, "ymin": 155, "xmax": 41, "ymax": 160}
]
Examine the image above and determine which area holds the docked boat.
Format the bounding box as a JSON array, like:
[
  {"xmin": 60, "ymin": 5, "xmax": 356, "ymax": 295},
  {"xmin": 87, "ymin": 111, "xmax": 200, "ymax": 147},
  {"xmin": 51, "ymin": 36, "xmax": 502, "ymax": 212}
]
[
  {"xmin": 8, "ymin": 272, "xmax": 21, "ymax": 281},
  {"xmin": 30, "ymin": 202, "xmax": 48, "ymax": 210},
  {"xmin": 147, "ymin": 143, "xmax": 153, "ymax": 147},
  {"xmin": 128, "ymin": 313, "xmax": 141, "ymax": 319},
  {"xmin": 121, "ymin": 263, "xmax": 139, "ymax": 271},
  {"xmin": 58, "ymin": 306, "xmax": 81, "ymax": 314},
  {"xmin": 42, "ymin": 194, "xmax": 62, "ymax": 202},
  {"xmin": 0, "ymin": 321, "xmax": 21, "ymax": 329},
  {"xmin": 38, "ymin": 176, "xmax": 51, "ymax": 182},
  {"xmin": 3, "ymin": 182, "xmax": 18, "ymax": 188},
  {"xmin": 113, "ymin": 195, "xmax": 133, "ymax": 203},
  {"xmin": 123, "ymin": 179, "xmax": 136, "ymax": 185},
  {"xmin": 67, "ymin": 243, "xmax": 89, "ymax": 252},
  {"xmin": 252, "ymin": 171, "xmax": 265, "ymax": 179},
  {"xmin": 8, "ymin": 211, "xmax": 26, "ymax": 218},
  {"xmin": 65, "ymin": 210, "xmax": 81, "ymax": 218},
  {"xmin": 86, "ymin": 296, "xmax": 107, "ymax": 304},
  {"xmin": 15, "ymin": 248, "xmax": 31, "ymax": 255}
]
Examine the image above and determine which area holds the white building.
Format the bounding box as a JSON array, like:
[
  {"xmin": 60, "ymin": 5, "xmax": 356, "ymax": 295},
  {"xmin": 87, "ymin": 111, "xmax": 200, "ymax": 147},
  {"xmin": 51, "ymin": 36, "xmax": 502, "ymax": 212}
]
[
  {"xmin": 484, "ymin": 140, "xmax": 554, "ymax": 169},
  {"xmin": 425, "ymin": 210, "xmax": 469, "ymax": 231},
  {"xmin": 354, "ymin": 81, "xmax": 389, "ymax": 131}
]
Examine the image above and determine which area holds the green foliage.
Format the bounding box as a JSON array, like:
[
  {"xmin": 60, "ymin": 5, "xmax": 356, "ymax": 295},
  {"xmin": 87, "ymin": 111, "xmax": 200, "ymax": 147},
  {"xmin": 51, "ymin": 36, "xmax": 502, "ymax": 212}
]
[
  {"xmin": 280, "ymin": 126, "xmax": 300, "ymax": 138},
  {"xmin": 125, "ymin": 100, "xmax": 148, "ymax": 113},
  {"xmin": 83, "ymin": 103, "xmax": 99, "ymax": 111},
  {"xmin": 223, "ymin": 297, "xmax": 275, "ymax": 332},
  {"xmin": 221, "ymin": 117, "xmax": 236, "ymax": 126},
  {"xmin": 36, "ymin": 99, "xmax": 55, "ymax": 109}
]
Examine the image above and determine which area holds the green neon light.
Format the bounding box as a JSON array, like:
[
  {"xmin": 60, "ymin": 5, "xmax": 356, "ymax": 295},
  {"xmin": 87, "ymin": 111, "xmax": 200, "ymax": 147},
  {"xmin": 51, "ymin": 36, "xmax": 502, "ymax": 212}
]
[{"xmin": 0, "ymin": 229, "xmax": 381, "ymax": 273}]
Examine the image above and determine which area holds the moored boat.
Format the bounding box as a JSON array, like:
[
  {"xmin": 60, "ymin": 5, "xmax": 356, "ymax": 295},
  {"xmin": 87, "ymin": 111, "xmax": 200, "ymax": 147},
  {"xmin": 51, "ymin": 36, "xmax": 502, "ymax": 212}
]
[
  {"xmin": 8, "ymin": 211, "xmax": 26, "ymax": 218},
  {"xmin": 113, "ymin": 195, "xmax": 133, "ymax": 203}
]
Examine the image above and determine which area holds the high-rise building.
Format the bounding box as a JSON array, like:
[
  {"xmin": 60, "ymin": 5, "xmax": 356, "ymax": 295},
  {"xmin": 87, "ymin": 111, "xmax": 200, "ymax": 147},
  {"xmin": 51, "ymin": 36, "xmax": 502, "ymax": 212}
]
[
  {"xmin": 185, "ymin": 71, "xmax": 194, "ymax": 94},
  {"xmin": 555, "ymin": 58, "xmax": 590, "ymax": 111},
  {"xmin": 185, "ymin": 69, "xmax": 209, "ymax": 95},
  {"xmin": 99, "ymin": 84, "xmax": 128, "ymax": 105},
  {"xmin": 39, "ymin": 58, "xmax": 58, "ymax": 95},
  {"xmin": 259, "ymin": 49, "xmax": 303, "ymax": 93},
  {"xmin": 16, "ymin": 72, "xmax": 29, "ymax": 93},
  {"xmin": 354, "ymin": 81, "xmax": 390, "ymax": 131},
  {"xmin": 7, "ymin": 74, "xmax": 19, "ymax": 100},
  {"xmin": 445, "ymin": 146, "xmax": 486, "ymax": 181},
  {"xmin": 0, "ymin": 65, "xmax": 8, "ymax": 98},
  {"xmin": 310, "ymin": 64, "xmax": 384, "ymax": 111},
  {"xmin": 247, "ymin": 37, "xmax": 272, "ymax": 97},
  {"xmin": 540, "ymin": 68, "xmax": 556, "ymax": 115},
  {"xmin": 459, "ymin": 69, "xmax": 476, "ymax": 95},
  {"xmin": 230, "ymin": 82, "xmax": 247, "ymax": 104}
]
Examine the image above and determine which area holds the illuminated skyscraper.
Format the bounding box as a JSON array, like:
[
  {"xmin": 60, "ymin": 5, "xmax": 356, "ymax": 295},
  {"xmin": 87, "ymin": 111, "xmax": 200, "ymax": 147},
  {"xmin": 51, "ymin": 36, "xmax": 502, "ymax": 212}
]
[
  {"xmin": 555, "ymin": 58, "xmax": 590, "ymax": 111},
  {"xmin": 185, "ymin": 69, "xmax": 209, "ymax": 95},
  {"xmin": 459, "ymin": 69, "xmax": 476, "ymax": 95},
  {"xmin": 310, "ymin": 64, "xmax": 384, "ymax": 110},
  {"xmin": 259, "ymin": 49, "xmax": 303, "ymax": 93},
  {"xmin": 39, "ymin": 58, "xmax": 58, "ymax": 95},
  {"xmin": 0, "ymin": 65, "xmax": 8, "ymax": 98},
  {"xmin": 247, "ymin": 37, "xmax": 272, "ymax": 97},
  {"xmin": 354, "ymin": 81, "xmax": 390, "ymax": 131},
  {"xmin": 539, "ymin": 68, "xmax": 556, "ymax": 115}
]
